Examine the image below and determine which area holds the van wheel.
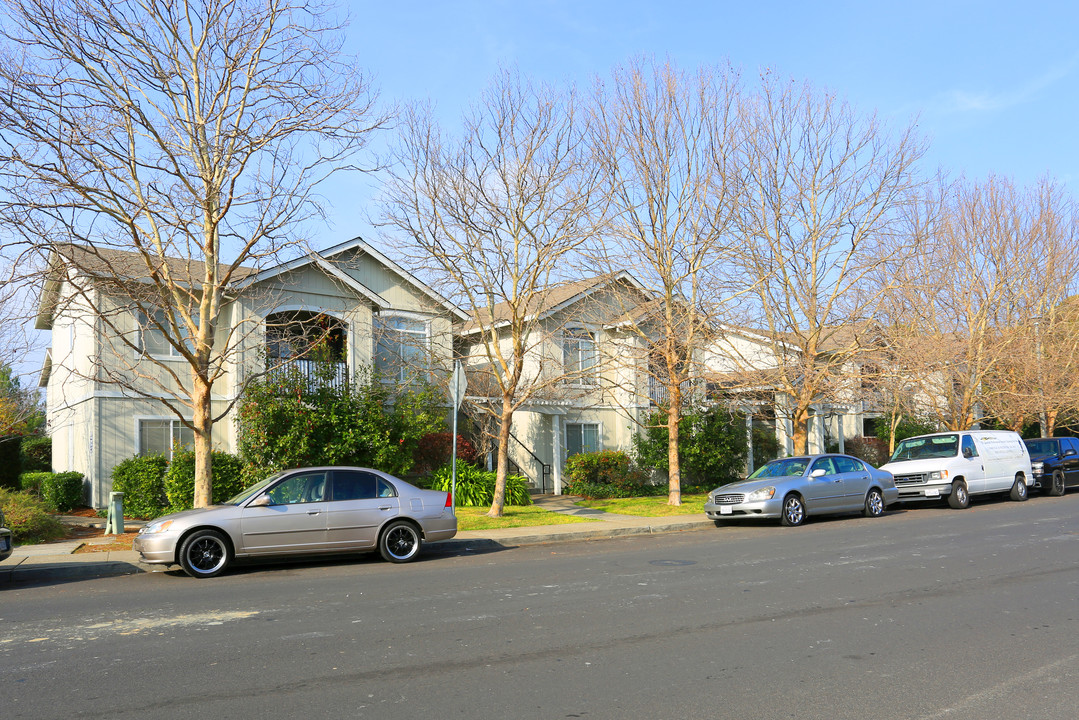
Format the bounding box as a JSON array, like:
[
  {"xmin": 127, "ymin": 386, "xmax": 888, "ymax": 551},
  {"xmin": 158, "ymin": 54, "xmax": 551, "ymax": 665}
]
[
  {"xmin": 947, "ymin": 480, "xmax": 970, "ymax": 509},
  {"xmin": 1049, "ymin": 470, "xmax": 1066, "ymax": 497},
  {"xmin": 1009, "ymin": 475, "xmax": 1028, "ymax": 502}
]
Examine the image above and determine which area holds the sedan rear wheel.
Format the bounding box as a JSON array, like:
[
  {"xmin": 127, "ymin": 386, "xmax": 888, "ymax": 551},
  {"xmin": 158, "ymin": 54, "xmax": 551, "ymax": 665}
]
[
  {"xmin": 947, "ymin": 480, "xmax": 970, "ymax": 509},
  {"xmin": 379, "ymin": 520, "xmax": 422, "ymax": 563},
  {"xmin": 780, "ymin": 493, "xmax": 805, "ymax": 527},
  {"xmin": 178, "ymin": 529, "xmax": 231, "ymax": 579},
  {"xmin": 863, "ymin": 488, "xmax": 885, "ymax": 518},
  {"xmin": 1009, "ymin": 475, "xmax": 1028, "ymax": 502},
  {"xmin": 1049, "ymin": 470, "xmax": 1066, "ymax": 497}
]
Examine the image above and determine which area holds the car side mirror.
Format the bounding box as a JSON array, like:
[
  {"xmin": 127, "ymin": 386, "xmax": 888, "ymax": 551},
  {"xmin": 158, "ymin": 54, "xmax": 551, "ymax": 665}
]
[
  {"xmin": 810, "ymin": 468, "xmax": 827, "ymax": 478},
  {"xmin": 1064, "ymin": 449, "xmax": 1076, "ymax": 457},
  {"xmin": 249, "ymin": 495, "xmax": 271, "ymax": 507}
]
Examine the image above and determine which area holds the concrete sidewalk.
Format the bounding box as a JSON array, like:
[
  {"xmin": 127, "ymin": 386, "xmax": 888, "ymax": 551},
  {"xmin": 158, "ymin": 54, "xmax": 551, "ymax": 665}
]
[{"xmin": 0, "ymin": 496, "xmax": 713, "ymax": 586}]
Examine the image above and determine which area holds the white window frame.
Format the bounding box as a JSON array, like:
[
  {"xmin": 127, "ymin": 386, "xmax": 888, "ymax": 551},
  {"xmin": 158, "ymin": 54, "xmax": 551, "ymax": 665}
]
[
  {"xmin": 562, "ymin": 327, "xmax": 598, "ymax": 386},
  {"xmin": 135, "ymin": 416, "xmax": 195, "ymax": 459},
  {"xmin": 374, "ymin": 311, "xmax": 431, "ymax": 383},
  {"xmin": 138, "ymin": 309, "xmax": 192, "ymax": 360},
  {"xmin": 565, "ymin": 421, "xmax": 602, "ymax": 459}
]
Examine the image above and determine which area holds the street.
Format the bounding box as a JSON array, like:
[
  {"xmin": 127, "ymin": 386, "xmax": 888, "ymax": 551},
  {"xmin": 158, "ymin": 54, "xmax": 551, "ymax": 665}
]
[{"xmin": 3, "ymin": 495, "xmax": 1079, "ymax": 720}]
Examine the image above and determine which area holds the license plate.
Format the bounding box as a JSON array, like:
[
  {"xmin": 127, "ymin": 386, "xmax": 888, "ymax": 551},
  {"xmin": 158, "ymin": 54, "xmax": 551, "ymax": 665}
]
[
  {"xmin": 719, "ymin": 506, "xmax": 733, "ymax": 515},
  {"xmin": 925, "ymin": 488, "xmax": 940, "ymax": 498}
]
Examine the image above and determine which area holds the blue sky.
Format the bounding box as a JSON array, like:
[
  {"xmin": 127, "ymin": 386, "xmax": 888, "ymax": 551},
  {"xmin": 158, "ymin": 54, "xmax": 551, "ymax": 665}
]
[{"xmin": 318, "ymin": 0, "xmax": 1079, "ymax": 245}]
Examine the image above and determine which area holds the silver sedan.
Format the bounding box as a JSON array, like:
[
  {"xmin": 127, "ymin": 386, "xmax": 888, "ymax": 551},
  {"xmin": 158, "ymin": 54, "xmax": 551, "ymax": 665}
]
[
  {"xmin": 134, "ymin": 466, "xmax": 457, "ymax": 578},
  {"xmin": 704, "ymin": 454, "xmax": 899, "ymax": 527}
]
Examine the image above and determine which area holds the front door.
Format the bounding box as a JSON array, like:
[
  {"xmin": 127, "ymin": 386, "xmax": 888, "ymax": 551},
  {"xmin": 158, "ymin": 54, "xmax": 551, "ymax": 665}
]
[
  {"xmin": 240, "ymin": 470, "xmax": 330, "ymax": 554},
  {"xmin": 961, "ymin": 435, "xmax": 987, "ymax": 493},
  {"xmin": 804, "ymin": 456, "xmax": 844, "ymax": 513}
]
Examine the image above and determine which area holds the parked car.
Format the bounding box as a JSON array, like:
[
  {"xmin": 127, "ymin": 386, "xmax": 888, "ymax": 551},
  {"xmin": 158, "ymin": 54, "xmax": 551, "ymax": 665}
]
[
  {"xmin": 133, "ymin": 467, "xmax": 457, "ymax": 578},
  {"xmin": 0, "ymin": 507, "xmax": 12, "ymax": 562},
  {"xmin": 881, "ymin": 431, "xmax": 1033, "ymax": 508},
  {"xmin": 1024, "ymin": 437, "xmax": 1079, "ymax": 496},
  {"xmin": 704, "ymin": 454, "xmax": 899, "ymax": 527}
]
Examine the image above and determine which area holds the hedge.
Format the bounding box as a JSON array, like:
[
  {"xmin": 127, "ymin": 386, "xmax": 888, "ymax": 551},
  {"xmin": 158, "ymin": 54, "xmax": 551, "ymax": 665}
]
[
  {"xmin": 42, "ymin": 472, "xmax": 85, "ymax": 512},
  {"xmin": 0, "ymin": 488, "xmax": 65, "ymax": 544},
  {"xmin": 20, "ymin": 435, "xmax": 52, "ymax": 473},
  {"xmin": 110, "ymin": 455, "xmax": 170, "ymax": 519},
  {"xmin": 164, "ymin": 448, "xmax": 247, "ymax": 511}
]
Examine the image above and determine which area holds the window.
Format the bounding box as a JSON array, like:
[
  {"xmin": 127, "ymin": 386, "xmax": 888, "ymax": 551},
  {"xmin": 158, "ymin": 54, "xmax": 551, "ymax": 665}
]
[
  {"xmin": 834, "ymin": 456, "xmax": 864, "ymax": 474},
  {"xmin": 138, "ymin": 419, "xmax": 194, "ymax": 459},
  {"xmin": 374, "ymin": 315, "xmax": 428, "ymax": 382},
  {"xmin": 331, "ymin": 470, "xmax": 396, "ymax": 501},
  {"xmin": 265, "ymin": 471, "xmax": 328, "ymax": 505},
  {"xmin": 139, "ymin": 309, "xmax": 193, "ymax": 358},
  {"xmin": 565, "ymin": 423, "xmax": 600, "ymax": 458},
  {"xmin": 810, "ymin": 457, "xmax": 837, "ymax": 475},
  {"xmin": 961, "ymin": 435, "xmax": 979, "ymax": 458},
  {"xmin": 563, "ymin": 328, "xmax": 597, "ymax": 385}
]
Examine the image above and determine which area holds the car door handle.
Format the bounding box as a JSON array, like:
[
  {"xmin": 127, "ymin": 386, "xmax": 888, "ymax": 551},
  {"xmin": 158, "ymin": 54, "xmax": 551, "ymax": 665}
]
[
  {"xmin": 307, "ymin": 510, "xmax": 321, "ymax": 516},
  {"xmin": 833, "ymin": 479, "xmax": 842, "ymax": 483},
  {"xmin": 378, "ymin": 505, "xmax": 393, "ymax": 511}
]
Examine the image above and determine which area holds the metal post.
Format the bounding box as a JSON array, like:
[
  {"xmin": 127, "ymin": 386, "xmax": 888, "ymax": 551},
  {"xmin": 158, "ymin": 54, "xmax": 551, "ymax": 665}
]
[{"xmin": 104, "ymin": 491, "xmax": 124, "ymax": 535}]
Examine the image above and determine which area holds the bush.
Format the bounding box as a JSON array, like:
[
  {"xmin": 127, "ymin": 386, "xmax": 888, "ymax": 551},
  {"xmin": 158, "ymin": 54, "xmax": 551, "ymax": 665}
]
[
  {"xmin": 845, "ymin": 436, "xmax": 890, "ymax": 467},
  {"xmin": 20, "ymin": 435, "xmax": 52, "ymax": 473},
  {"xmin": 236, "ymin": 367, "xmax": 446, "ymax": 481},
  {"xmin": 19, "ymin": 471, "xmax": 51, "ymax": 499},
  {"xmin": 566, "ymin": 478, "xmax": 667, "ymax": 500},
  {"xmin": 428, "ymin": 464, "xmax": 532, "ymax": 506},
  {"xmin": 634, "ymin": 406, "xmax": 749, "ymax": 487},
  {"xmin": 751, "ymin": 426, "xmax": 782, "ymax": 464},
  {"xmin": 412, "ymin": 432, "xmax": 479, "ymax": 475},
  {"xmin": 164, "ymin": 449, "xmax": 247, "ymax": 511},
  {"xmin": 0, "ymin": 488, "xmax": 65, "ymax": 544},
  {"xmin": 41, "ymin": 471, "xmax": 85, "ymax": 512},
  {"xmin": 110, "ymin": 455, "xmax": 169, "ymax": 519},
  {"xmin": 0, "ymin": 436, "xmax": 21, "ymax": 490}
]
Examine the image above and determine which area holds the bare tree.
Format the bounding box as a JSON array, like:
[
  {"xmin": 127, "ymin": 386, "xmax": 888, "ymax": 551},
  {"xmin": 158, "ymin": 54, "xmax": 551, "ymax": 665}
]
[
  {"xmin": 884, "ymin": 175, "xmax": 1044, "ymax": 431},
  {"xmin": 380, "ymin": 70, "xmax": 603, "ymax": 516},
  {"xmin": 0, "ymin": 0, "xmax": 385, "ymax": 506},
  {"xmin": 588, "ymin": 58, "xmax": 743, "ymax": 505},
  {"xmin": 979, "ymin": 178, "xmax": 1079, "ymax": 435},
  {"xmin": 726, "ymin": 74, "xmax": 926, "ymax": 453}
]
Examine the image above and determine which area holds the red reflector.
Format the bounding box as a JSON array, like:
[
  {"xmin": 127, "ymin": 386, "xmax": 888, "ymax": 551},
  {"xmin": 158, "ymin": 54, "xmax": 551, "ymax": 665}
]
[{"xmin": 444, "ymin": 492, "xmax": 452, "ymax": 508}]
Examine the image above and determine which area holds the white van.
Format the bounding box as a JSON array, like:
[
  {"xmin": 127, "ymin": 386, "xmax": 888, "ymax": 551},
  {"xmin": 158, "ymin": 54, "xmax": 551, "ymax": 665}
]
[{"xmin": 881, "ymin": 431, "xmax": 1034, "ymax": 508}]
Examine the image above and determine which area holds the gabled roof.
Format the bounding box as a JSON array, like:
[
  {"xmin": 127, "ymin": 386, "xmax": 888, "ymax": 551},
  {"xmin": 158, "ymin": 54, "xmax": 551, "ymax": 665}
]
[
  {"xmin": 235, "ymin": 236, "xmax": 468, "ymax": 322},
  {"xmin": 459, "ymin": 270, "xmax": 651, "ymax": 336}
]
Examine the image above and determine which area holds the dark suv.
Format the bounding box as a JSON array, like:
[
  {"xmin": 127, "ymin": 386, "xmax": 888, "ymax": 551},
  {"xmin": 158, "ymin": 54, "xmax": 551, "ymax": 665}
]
[
  {"xmin": 0, "ymin": 506, "xmax": 12, "ymax": 562},
  {"xmin": 1024, "ymin": 437, "xmax": 1079, "ymax": 496}
]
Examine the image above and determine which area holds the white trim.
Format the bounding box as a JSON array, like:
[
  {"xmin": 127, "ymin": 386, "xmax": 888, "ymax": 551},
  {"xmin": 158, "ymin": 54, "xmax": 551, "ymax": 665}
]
[
  {"xmin": 134, "ymin": 415, "xmax": 194, "ymax": 459},
  {"xmin": 310, "ymin": 255, "xmax": 391, "ymax": 309},
  {"xmin": 373, "ymin": 311, "xmax": 432, "ymax": 384}
]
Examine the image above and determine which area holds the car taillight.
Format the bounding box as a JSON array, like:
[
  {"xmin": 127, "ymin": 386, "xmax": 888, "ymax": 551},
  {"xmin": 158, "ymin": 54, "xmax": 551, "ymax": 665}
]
[{"xmin": 444, "ymin": 492, "xmax": 452, "ymax": 508}]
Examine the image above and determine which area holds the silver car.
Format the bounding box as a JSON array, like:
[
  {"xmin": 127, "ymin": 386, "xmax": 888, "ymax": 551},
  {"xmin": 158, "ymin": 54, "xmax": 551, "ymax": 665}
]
[
  {"xmin": 134, "ymin": 467, "xmax": 457, "ymax": 578},
  {"xmin": 704, "ymin": 454, "xmax": 899, "ymax": 527}
]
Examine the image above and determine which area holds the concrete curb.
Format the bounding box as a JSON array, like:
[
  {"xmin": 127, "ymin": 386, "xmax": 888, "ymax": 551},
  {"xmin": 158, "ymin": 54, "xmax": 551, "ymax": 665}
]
[{"xmin": 1, "ymin": 516, "xmax": 714, "ymax": 586}]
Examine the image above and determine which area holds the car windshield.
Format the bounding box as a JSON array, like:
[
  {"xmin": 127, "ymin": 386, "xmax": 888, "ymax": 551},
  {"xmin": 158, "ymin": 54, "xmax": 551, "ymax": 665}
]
[
  {"xmin": 889, "ymin": 435, "xmax": 958, "ymax": 462},
  {"xmin": 1025, "ymin": 439, "xmax": 1059, "ymax": 456},
  {"xmin": 749, "ymin": 458, "xmax": 809, "ymax": 479},
  {"xmin": 222, "ymin": 472, "xmax": 288, "ymax": 505}
]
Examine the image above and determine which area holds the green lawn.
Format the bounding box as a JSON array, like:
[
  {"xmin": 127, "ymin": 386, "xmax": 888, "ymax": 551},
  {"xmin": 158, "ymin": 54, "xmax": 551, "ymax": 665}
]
[
  {"xmin": 573, "ymin": 493, "xmax": 710, "ymax": 517},
  {"xmin": 455, "ymin": 505, "xmax": 599, "ymax": 531}
]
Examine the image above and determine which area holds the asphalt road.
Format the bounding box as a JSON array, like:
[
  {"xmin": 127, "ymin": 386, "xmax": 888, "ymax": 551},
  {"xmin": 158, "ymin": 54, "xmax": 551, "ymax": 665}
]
[{"xmin": 2, "ymin": 494, "xmax": 1078, "ymax": 720}]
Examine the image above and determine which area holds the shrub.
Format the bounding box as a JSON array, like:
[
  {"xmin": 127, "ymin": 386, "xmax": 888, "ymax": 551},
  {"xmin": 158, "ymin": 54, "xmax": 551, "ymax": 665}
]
[
  {"xmin": 845, "ymin": 436, "xmax": 890, "ymax": 467},
  {"xmin": 751, "ymin": 426, "xmax": 782, "ymax": 464},
  {"xmin": 412, "ymin": 432, "xmax": 479, "ymax": 475},
  {"xmin": 634, "ymin": 406, "xmax": 748, "ymax": 487},
  {"xmin": 20, "ymin": 435, "xmax": 52, "ymax": 473},
  {"xmin": 164, "ymin": 449, "xmax": 247, "ymax": 511},
  {"xmin": 236, "ymin": 367, "xmax": 446, "ymax": 481},
  {"xmin": 0, "ymin": 488, "xmax": 65, "ymax": 544},
  {"xmin": 19, "ymin": 471, "xmax": 51, "ymax": 499},
  {"xmin": 428, "ymin": 464, "xmax": 532, "ymax": 506},
  {"xmin": 110, "ymin": 455, "xmax": 169, "ymax": 519},
  {"xmin": 41, "ymin": 471, "xmax": 85, "ymax": 512},
  {"xmin": 0, "ymin": 436, "xmax": 21, "ymax": 490},
  {"xmin": 563, "ymin": 450, "xmax": 657, "ymax": 499}
]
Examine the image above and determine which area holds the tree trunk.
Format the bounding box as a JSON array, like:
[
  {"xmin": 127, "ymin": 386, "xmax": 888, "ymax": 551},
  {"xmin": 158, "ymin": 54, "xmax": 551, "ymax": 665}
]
[
  {"xmin": 488, "ymin": 397, "xmax": 514, "ymax": 517},
  {"xmin": 791, "ymin": 404, "xmax": 810, "ymax": 455},
  {"xmin": 192, "ymin": 374, "xmax": 214, "ymax": 508},
  {"xmin": 667, "ymin": 382, "xmax": 682, "ymax": 506}
]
